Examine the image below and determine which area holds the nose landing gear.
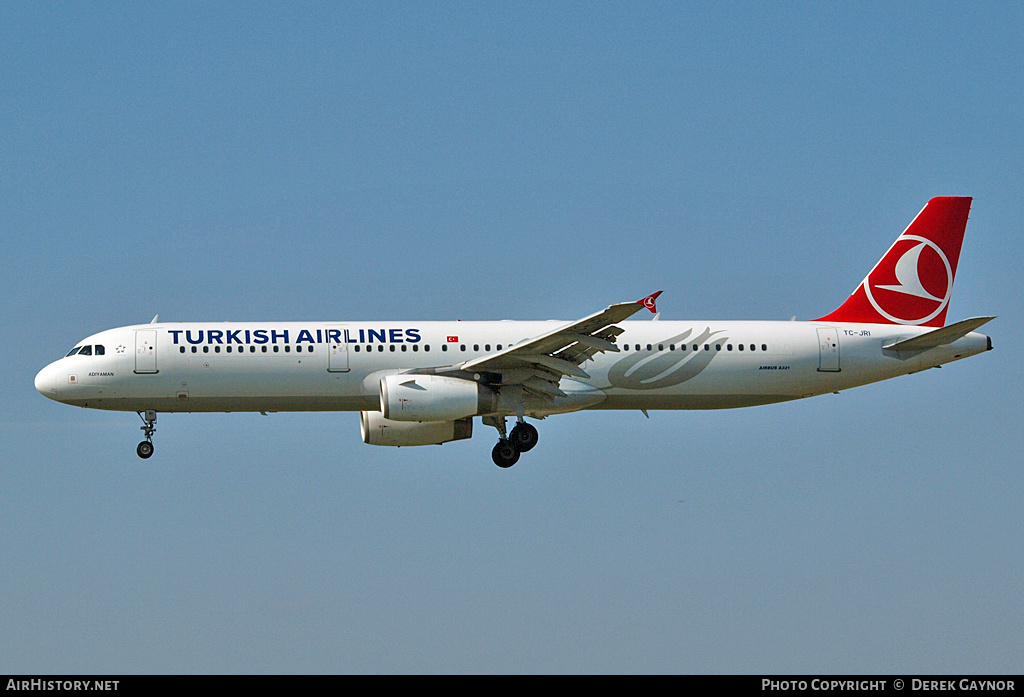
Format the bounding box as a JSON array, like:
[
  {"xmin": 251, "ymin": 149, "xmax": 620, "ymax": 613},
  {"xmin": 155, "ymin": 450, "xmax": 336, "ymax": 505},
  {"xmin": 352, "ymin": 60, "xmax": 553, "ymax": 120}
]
[{"xmin": 136, "ymin": 410, "xmax": 156, "ymax": 459}]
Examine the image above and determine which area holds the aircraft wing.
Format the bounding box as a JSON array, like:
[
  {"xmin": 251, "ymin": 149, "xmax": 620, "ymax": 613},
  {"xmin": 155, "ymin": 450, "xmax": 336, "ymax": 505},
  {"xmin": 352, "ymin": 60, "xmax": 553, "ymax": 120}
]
[{"xmin": 453, "ymin": 292, "xmax": 662, "ymax": 398}]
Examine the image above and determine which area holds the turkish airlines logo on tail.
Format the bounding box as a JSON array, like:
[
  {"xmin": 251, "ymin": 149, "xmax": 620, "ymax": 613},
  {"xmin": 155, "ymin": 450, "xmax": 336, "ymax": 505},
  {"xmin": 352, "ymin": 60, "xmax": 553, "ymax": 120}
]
[
  {"xmin": 864, "ymin": 234, "xmax": 952, "ymax": 325},
  {"xmin": 816, "ymin": 197, "xmax": 970, "ymax": 328}
]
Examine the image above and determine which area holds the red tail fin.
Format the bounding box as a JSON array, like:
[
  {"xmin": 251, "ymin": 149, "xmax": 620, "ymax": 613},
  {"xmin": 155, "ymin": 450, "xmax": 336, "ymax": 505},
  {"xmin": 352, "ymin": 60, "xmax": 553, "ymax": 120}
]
[{"xmin": 816, "ymin": 197, "xmax": 972, "ymax": 327}]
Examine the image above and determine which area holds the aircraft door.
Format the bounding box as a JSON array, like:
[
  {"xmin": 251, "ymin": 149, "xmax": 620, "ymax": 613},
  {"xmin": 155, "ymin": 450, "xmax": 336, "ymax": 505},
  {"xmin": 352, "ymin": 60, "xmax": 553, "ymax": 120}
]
[
  {"xmin": 816, "ymin": 327, "xmax": 840, "ymax": 372},
  {"xmin": 327, "ymin": 326, "xmax": 350, "ymax": 373},
  {"xmin": 135, "ymin": 329, "xmax": 158, "ymax": 374}
]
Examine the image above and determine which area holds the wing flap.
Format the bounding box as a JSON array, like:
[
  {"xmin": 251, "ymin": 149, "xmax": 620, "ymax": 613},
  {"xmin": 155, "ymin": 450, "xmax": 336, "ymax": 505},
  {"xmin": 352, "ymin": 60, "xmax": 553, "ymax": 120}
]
[
  {"xmin": 522, "ymin": 375, "xmax": 567, "ymax": 398},
  {"xmin": 508, "ymin": 353, "xmax": 592, "ymax": 379}
]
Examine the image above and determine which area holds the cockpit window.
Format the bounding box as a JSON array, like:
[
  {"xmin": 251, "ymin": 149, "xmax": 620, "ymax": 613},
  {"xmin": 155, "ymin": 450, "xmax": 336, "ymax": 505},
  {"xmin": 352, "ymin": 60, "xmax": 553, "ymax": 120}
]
[{"xmin": 65, "ymin": 344, "xmax": 103, "ymax": 357}]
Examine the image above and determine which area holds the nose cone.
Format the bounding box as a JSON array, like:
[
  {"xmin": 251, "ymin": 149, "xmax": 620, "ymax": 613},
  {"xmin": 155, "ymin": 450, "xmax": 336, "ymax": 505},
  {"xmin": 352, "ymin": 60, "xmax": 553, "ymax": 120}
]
[{"xmin": 35, "ymin": 363, "xmax": 57, "ymax": 399}]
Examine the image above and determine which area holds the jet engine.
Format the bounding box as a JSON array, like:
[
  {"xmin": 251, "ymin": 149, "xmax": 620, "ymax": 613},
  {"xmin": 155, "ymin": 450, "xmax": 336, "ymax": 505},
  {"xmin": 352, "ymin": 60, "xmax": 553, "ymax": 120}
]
[
  {"xmin": 379, "ymin": 374, "xmax": 497, "ymax": 422},
  {"xmin": 360, "ymin": 410, "xmax": 473, "ymax": 446}
]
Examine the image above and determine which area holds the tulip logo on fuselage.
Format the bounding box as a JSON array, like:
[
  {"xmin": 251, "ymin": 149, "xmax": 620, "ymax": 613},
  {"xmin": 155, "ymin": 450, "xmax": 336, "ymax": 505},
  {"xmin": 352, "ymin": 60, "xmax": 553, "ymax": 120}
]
[{"xmin": 607, "ymin": 328, "xmax": 725, "ymax": 390}]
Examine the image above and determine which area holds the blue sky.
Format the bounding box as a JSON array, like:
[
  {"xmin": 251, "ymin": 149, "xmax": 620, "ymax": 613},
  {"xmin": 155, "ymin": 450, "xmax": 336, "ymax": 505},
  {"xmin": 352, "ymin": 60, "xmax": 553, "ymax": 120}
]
[{"xmin": 2, "ymin": 2, "xmax": 1021, "ymax": 673}]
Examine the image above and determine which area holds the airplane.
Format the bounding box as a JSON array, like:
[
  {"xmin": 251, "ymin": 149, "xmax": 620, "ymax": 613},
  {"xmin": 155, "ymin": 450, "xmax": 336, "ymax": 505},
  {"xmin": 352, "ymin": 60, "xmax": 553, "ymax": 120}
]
[{"xmin": 35, "ymin": 197, "xmax": 993, "ymax": 468}]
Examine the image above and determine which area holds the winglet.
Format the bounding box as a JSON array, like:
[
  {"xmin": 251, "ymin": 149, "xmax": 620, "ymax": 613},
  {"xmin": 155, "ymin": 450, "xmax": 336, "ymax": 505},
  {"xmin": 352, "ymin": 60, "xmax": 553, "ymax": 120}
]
[{"xmin": 638, "ymin": 291, "xmax": 663, "ymax": 314}]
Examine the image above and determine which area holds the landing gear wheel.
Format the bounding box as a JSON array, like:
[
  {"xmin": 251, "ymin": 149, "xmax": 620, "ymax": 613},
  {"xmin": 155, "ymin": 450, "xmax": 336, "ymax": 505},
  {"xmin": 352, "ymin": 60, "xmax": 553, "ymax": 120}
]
[
  {"xmin": 491, "ymin": 440, "xmax": 520, "ymax": 468},
  {"xmin": 510, "ymin": 422, "xmax": 539, "ymax": 452},
  {"xmin": 136, "ymin": 410, "xmax": 157, "ymax": 459}
]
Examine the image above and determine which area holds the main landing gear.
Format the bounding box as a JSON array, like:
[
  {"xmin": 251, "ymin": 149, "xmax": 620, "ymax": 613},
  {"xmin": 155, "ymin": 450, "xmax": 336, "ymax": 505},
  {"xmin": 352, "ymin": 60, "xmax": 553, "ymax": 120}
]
[
  {"xmin": 487, "ymin": 416, "xmax": 539, "ymax": 468},
  {"xmin": 136, "ymin": 410, "xmax": 156, "ymax": 459}
]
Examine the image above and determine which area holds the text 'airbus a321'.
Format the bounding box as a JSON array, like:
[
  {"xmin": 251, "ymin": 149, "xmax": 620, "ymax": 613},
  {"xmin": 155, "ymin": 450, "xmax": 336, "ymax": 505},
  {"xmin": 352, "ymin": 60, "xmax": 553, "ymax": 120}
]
[{"xmin": 36, "ymin": 197, "xmax": 993, "ymax": 467}]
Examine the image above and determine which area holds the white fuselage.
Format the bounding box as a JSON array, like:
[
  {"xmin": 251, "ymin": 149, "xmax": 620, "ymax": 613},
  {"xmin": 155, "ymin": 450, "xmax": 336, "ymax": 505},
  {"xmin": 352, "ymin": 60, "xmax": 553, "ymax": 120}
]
[
  {"xmin": 32, "ymin": 197, "xmax": 992, "ymax": 465},
  {"xmin": 34, "ymin": 319, "xmax": 991, "ymax": 416}
]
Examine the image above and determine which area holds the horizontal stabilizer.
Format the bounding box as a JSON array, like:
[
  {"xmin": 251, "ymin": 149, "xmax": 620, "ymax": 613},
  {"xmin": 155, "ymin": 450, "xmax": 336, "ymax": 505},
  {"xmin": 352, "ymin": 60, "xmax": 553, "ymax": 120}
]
[{"xmin": 883, "ymin": 316, "xmax": 995, "ymax": 352}]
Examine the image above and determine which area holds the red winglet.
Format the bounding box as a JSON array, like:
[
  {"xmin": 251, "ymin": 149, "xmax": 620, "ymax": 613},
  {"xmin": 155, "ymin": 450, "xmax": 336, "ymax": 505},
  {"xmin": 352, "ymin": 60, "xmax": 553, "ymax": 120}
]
[{"xmin": 638, "ymin": 290, "xmax": 663, "ymax": 314}]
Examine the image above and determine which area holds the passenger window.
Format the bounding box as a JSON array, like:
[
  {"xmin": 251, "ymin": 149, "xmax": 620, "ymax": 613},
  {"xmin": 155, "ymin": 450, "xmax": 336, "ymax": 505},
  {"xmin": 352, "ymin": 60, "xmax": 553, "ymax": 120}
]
[
  {"xmin": 180, "ymin": 346, "xmax": 185, "ymax": 353},
  {"xmin": 762, "ymin": 344, "xmax": 768, "ymax": 351},
  {"xmin": 442, "ymin": 345, "xmax": 448, "ymax": 352}
]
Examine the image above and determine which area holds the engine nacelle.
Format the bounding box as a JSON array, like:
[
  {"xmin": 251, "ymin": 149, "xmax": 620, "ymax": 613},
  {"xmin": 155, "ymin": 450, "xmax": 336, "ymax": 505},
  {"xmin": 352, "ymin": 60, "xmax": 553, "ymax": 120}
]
[
  {"xmin": 360, "ymin": 410, "xmax": 473, "ymax": 446},
  {"xmin": 379, "ymin": 374, "xmax": 497, "ymax": 422}
]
